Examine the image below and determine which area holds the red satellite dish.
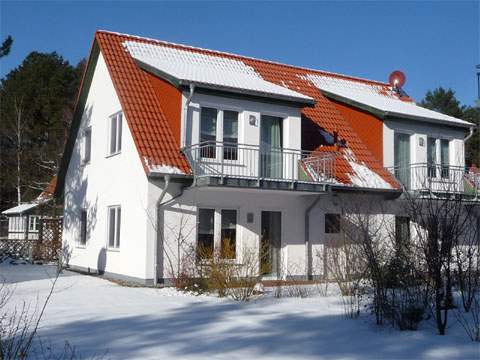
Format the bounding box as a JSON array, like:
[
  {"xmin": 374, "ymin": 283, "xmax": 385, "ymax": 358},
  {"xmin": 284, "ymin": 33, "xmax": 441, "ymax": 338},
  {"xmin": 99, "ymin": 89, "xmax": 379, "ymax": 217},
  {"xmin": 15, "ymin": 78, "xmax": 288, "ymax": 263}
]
[{"xmin": 388, "ymin": 70, "xmax": 406, "ymax": 88}]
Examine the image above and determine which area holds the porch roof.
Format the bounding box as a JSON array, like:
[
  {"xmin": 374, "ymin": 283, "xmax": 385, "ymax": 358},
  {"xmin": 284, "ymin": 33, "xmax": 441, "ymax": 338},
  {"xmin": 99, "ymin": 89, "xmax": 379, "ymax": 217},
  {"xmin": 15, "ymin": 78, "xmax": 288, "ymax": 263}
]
[{"xmin": 2, "ymin": 203, "xmax": 38, "ymax": 215}]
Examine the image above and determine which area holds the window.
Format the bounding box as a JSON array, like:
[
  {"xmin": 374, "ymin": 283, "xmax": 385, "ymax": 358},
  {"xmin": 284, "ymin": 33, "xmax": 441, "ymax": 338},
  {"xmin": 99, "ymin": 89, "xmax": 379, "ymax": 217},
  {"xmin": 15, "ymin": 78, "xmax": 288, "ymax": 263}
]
[
  {"xmin": 325, "ymin": 214, "xmax": 341, "ymax": 234},
  {"xmin": 395, "ymin": 216, "xmax": 410, "ymax": 244},
  {"xmin": 109, "ymin": 112, "xmax": 122, "ymax": 155},
  {"xmin": 197, "ymin": 208, "xmax": 214, "ymax": 258},
  {"xmin": 80, "ymin": 209, "xmax": 87, "ymax": 245},
  {"xmin": 28, "ymin": 216, "xmax": 40, "ymax": 232},
  {"xmin": 440, "ymin": 139, "xmax": 449, "ymax": 178},
  {"xmin": 221, "ymin": 209, "xmax": 237, "ymax": 258},
  {"xmin": 427, "ymin": 137, "xmax": 437, "ymax": 178},
  {"xmin": 107, "ymin": 206, "xmax": 121, "ymax": 249},
  {"xmin": 200, "ymin": 107, "xmax": 217, "ymax": 158},
  {"xmin": 223, "ymin": 111, "xmax": 238, "ymax": 160},
  {"xmin": 83, "ymin": 128, "xmax": 92, "ymax": 164}
]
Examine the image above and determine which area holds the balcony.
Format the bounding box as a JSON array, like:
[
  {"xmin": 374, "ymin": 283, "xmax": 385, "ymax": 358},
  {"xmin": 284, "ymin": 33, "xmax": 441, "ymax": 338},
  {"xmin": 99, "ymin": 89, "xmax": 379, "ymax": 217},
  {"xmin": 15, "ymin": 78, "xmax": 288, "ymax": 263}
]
[
  {"xmin": 182, "ymin": 142, "xmax": 336, "ymax": 191},
  {"xmin": 386, "ymin": 163, "xmax": 480, "ymax": 198}
]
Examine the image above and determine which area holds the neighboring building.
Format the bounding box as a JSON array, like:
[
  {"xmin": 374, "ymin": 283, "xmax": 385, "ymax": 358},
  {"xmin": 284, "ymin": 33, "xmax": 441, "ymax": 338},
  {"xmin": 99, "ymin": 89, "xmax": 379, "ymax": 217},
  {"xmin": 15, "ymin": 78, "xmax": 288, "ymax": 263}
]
[
  {"xmin": 1, "ymin": 177, "xmax": 58, "ymax": 240},
  {"xmin": 56, "ymin": 30, "xmax": 477, "ymax": 285}
]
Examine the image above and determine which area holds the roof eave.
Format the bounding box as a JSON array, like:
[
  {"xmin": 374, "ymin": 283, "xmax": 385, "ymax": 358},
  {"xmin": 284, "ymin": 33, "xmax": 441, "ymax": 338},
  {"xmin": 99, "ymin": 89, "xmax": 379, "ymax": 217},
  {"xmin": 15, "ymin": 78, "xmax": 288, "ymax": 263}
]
[
  {"xmin": 321, "ymin": 90, "xmax": 474, "ymax": 129},
  {"xmin": 133, "ymin": 58, "xmax": 315, "ymax": 107},
  {"xmin": 179, "ymin": 79, "xmax": 315, "ymax": 107},
  {"xmin": 383, "ymin": 111, "xmax": 474, "ymax": 129},
  {"xmin": 331, "ymin": 184, "xmax": 403, "ymax": 198},
  {"xmin": 54, "ymin": 40, "xmax": 101, "ymax": 199}
]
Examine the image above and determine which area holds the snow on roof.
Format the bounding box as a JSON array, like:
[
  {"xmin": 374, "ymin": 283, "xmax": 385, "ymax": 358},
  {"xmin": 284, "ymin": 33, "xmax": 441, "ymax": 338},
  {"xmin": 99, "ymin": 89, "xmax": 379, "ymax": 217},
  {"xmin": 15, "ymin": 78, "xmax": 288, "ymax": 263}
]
[
  {"xmin": 2, "ymin": 203, "xmax": 39, "ymax": 215},
  {"xmin": 304, "ymin": 74, "xmax": 473, "ymax": 128},
  {"xmin": 343, "ymin": 149, "xmax": 392, "ymax": 189},
  {"xmin": 123, "ymin": 41, "xmax": 314, "ymax": 105},
  {"xmin": 143, "ymin": 157, "xmax": 185, "ymax": 176}
]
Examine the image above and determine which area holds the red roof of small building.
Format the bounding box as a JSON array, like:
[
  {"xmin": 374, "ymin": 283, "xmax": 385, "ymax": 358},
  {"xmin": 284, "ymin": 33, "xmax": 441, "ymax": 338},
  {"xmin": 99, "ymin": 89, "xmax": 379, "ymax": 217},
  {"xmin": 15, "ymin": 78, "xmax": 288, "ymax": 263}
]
[{"xmin": 67, "ymin": 30, "xmax": 405, "ymax": 189}]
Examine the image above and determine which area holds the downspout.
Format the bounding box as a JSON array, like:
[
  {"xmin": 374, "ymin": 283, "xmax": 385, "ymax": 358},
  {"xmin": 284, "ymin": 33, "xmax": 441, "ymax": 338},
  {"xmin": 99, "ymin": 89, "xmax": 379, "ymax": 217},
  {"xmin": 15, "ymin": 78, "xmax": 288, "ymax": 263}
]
[
  {"xmin": 305, "ymin": 194, "xmax": 323, "ymax": 280},
  {"xmin": 154, "ymin": 175, "xmax": 188, "ymax": 286},
  {"xmin": 464, "ymin": 126, "xmax": 475, "ymax": 143},
  {"xmin": 153, "ymin": 174, "xmax": 171, "ymax": 286},
  {"xmin": 181, "ymin": 84, "xmax": 195, "ymax": 149}
]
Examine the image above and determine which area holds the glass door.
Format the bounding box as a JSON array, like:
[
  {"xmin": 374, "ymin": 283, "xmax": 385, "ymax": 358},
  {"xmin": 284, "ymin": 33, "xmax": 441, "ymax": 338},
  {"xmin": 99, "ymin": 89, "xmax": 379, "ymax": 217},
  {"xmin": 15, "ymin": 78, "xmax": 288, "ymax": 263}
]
[
  {"xmin": 260, "ymin": 115, "xmax": 283, "ymax": 179},
  {"xmin": 394, "ymin": 133, "xmax": 411, "ymax": 189},
  {"xmin": 260, "ymin": 211, "xmax": 282, "ymax": 277}
]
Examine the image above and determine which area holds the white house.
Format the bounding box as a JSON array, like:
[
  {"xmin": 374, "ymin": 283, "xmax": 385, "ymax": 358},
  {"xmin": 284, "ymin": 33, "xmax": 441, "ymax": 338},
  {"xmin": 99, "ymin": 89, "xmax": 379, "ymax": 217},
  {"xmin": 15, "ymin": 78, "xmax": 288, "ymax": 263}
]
[{"xmin": 56, "ymin": 30, "xmax": 477, "ymax": 285}]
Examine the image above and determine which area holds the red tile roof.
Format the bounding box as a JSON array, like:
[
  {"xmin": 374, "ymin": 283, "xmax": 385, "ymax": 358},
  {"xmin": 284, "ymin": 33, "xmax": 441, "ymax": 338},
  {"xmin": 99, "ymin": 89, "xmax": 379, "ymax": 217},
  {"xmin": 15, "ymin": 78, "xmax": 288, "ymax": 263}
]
[
  {"xmin": 36, "ymin": 176, "xmax": 57, "ymax": 203},
  {"xmin": 88, "ymin": 30, "xmax": 400, "ymax": 188}
]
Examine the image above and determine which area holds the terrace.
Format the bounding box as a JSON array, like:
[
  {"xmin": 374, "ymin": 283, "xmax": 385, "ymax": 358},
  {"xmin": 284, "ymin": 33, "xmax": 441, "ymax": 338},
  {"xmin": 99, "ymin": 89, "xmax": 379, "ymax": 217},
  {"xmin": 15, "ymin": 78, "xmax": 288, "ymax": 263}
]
[
  {"xmin": 182, "ymin": 142, "xmax": 336, "ymax": 192},
  {"xmin": 386, "ymin": 163, "xmax": 480, "ymax": 198}
]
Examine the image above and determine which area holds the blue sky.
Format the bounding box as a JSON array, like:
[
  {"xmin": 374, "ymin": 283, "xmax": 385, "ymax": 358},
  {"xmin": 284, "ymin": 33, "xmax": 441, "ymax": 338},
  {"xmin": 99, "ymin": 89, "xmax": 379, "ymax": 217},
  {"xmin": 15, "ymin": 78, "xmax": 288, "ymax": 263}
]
[{"xmin": 1, "ymin": 1, "xmax": 478, "ymax": 105}]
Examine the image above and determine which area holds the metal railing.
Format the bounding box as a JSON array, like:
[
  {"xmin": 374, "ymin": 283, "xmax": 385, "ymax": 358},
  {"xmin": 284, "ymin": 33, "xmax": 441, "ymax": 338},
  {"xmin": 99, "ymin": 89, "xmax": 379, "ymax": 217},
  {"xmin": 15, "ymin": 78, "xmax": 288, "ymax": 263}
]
[
  {"xmin": 386, "ymin": 163, "xmax": 480, "ymax": 197},
  {"xmin": 182, "ymin": 141, "xmax": 336, "ymax": 185}
]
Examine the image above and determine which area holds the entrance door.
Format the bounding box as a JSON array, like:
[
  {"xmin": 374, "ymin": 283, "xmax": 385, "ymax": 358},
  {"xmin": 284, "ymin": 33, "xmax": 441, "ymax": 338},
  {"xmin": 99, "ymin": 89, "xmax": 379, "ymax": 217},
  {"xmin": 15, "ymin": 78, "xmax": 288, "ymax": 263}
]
[
  {"xmin": 260, "ymin": 211, "xmax": 281, "ymax": 277},
  {"xmin": 260, "ymin": 115, "xmax": 283, "ymax": 179},
  {"xmin": 394, "ymin": 133, "xmax": 411, "ymax": 189}
]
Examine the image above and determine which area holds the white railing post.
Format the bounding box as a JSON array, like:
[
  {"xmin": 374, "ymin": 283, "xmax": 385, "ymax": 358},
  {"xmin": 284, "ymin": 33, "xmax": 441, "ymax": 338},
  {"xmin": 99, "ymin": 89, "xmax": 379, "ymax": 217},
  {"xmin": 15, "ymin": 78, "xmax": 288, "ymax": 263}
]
[{"xmin": 220, "ymin": 142, "xmax": 224, "ymax": 185}]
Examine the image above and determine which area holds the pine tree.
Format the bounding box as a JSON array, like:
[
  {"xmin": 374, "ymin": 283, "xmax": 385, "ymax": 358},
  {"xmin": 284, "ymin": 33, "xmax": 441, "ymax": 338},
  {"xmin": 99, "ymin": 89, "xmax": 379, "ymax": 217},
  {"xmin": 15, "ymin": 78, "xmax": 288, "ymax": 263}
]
[
  {"xmin": 421, "ymin": 87, "xmax": 479, "ymax": 167},
  {"xmin": 0, "ymin": 52, "xmax": 83, "ymax": 210}
]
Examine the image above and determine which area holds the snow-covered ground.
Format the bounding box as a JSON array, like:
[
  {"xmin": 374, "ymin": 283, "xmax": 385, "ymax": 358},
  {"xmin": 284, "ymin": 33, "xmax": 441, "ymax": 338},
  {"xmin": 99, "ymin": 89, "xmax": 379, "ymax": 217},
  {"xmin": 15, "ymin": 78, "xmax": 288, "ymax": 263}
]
[{"xmin": 1, "ymin": 261, "xmax": 478, "ymax": 360}]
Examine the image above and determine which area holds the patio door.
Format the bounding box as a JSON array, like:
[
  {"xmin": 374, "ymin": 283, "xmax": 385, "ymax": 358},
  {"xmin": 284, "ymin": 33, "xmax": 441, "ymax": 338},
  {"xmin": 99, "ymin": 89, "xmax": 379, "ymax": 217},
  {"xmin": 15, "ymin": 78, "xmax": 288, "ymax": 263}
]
[
  {"xmin": 260, "ymin": 211, "xmax": 281, "ymax": 277},
  {"xmin": 394, "ymin": 133, "xmax": 411, "ymax": 189},
  {"xmin": 260, "ymin": 115, "xmax": 283, "ymax": 179}
]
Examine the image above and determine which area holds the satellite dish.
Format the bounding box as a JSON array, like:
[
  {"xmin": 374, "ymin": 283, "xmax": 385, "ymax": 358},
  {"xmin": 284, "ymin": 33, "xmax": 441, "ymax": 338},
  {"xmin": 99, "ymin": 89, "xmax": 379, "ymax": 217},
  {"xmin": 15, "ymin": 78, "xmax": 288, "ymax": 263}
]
[{"xmin": 388, "ymin": 70, "xmax": 406, "ymax": 89}]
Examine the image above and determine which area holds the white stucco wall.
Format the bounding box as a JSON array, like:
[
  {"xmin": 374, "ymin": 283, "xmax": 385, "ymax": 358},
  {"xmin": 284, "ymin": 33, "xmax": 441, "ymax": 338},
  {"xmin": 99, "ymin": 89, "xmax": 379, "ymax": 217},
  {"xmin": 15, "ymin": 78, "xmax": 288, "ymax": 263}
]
[
  {"xmin": 182, "ymin": 92, "xmax": 303, "ymax": 180},
  {"xmin": 147, "ymin": 181, "xmax": 322, "ymax": 280},
  {"xmin": 63, "ymin": 52, "xmax": 150, "ymax": 281},
  {"xmin": 383, "ymin": 119, "xmax": 467, "ymax": 169}
]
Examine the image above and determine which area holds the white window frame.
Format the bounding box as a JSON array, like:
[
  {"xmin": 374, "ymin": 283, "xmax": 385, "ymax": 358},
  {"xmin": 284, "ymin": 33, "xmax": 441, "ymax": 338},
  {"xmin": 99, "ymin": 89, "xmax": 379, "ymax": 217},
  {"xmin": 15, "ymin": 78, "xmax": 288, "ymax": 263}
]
[
  {"xmin": 28, "ymin": 215, "xmax": 40, "ymax": 232},
  {"xmin": 196, "ymin": 206, "xmax": 238, "ymax": 259},
  {"xmin": 107, "ymin": 205, "xmax": 121, "ymax": 250},
  {"xmin": 198, "ymin": 105, "xmax": 241, "ymax": 162},
  {"xmin": 107, "ymin": 112, "xmax": 123, "ymax": 156},
  {"xmin": 83, "ymin": 127, "xmax": 92, "ymax": 164}
]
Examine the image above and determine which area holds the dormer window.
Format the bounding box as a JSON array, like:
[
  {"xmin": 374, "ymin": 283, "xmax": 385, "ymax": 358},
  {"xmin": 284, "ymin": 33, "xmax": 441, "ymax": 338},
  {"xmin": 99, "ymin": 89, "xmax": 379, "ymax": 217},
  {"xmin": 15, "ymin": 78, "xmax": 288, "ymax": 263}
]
[{"xmin": 109, "ymin": 112, "xmax": 123, "ymax": 156}]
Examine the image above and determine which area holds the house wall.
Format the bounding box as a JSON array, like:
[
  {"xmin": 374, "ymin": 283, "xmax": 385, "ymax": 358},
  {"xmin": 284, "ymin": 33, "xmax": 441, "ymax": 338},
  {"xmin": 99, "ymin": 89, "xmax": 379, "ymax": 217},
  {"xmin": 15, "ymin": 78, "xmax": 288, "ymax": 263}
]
[
  {"xmin": 148, "ymin": 181, "xmax": 319, "ymax": 281},
  {"xmin": 147, "ymin": 179, "xmax": 403, "ymax": 281},
  {"xmin": 182, "ymin": 92, "xmax": 303, "ymax": 180},
  {"xmin": 7, "ymin": 215, "xmax": 26, "ymax": 240},
  {"xmin": 63, "ymin": 52, "xmax": 151, "ymax": 283},
  {"xmin": 7, "ymin": 214, "xmax": 40, "ymax": 240},
  {"xmin": 383, "ymin": 119, "xmax": 467, "ymax": 169}
]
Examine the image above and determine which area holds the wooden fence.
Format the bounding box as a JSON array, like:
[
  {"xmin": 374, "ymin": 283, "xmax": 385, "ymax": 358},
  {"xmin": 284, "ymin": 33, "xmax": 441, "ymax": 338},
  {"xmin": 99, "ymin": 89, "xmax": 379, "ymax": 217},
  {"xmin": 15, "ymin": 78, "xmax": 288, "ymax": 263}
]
[{"xmin": 0, "ymin": 217, "xmax": 63, "ymax": 262}]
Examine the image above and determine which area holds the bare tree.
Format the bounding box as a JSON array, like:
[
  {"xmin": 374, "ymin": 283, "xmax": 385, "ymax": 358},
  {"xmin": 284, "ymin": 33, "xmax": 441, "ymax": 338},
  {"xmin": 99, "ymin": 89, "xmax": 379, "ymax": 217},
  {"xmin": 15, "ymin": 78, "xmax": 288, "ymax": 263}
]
[{"xmin": 402, "ymin": 188, "xmax": 479, "ymax": 335}]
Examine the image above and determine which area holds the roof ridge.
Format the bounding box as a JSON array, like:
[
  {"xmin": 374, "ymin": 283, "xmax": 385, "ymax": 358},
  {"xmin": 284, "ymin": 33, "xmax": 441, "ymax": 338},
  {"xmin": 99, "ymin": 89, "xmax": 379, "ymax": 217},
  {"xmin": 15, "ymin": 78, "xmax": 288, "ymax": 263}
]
[{"xmin": 96, "ymin": 29, "xmax": 391, "ymax": 88}]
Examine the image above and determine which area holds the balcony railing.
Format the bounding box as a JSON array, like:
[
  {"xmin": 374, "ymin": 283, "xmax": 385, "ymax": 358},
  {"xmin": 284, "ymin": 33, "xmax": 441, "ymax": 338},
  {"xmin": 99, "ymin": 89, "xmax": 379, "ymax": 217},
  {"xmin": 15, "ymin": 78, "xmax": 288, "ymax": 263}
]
[
  {"xmin": 182, "ymin": 141, "xmax": 336, "ymax": 186},
  {"xmin": 386, "ymin": 163, "xmax": 480, "ymax": 197}
]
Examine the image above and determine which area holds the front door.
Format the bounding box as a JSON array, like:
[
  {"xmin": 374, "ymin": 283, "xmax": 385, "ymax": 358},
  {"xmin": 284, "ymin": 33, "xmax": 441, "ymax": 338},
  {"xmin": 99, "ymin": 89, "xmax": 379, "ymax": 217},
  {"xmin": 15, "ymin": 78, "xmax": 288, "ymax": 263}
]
[
  {"xmin": 260, "ymin": 115, "xmax": 283, "ymax": 179},
  {"xmin": 260, "ymin": 211, "xmax": 282, "ymax": 277}
]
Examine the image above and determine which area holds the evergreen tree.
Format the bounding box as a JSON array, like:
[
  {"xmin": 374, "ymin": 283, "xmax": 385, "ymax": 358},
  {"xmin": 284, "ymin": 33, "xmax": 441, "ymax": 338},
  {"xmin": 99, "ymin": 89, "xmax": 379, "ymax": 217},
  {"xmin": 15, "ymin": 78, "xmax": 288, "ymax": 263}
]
[
  {"xmin": 0, "ymin": 36, "xmax": 13, "ymax": 58},
  {"xmin": 420, "ymin": 87, "xmax": 465, "ymax": 118},
  {"xmin": 421, "ymin": 87, "xmax": 479, "ymax": 167},
  {"xmin": 0, "ymin": 52, "xmax": 84, "ymax": 210}
]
